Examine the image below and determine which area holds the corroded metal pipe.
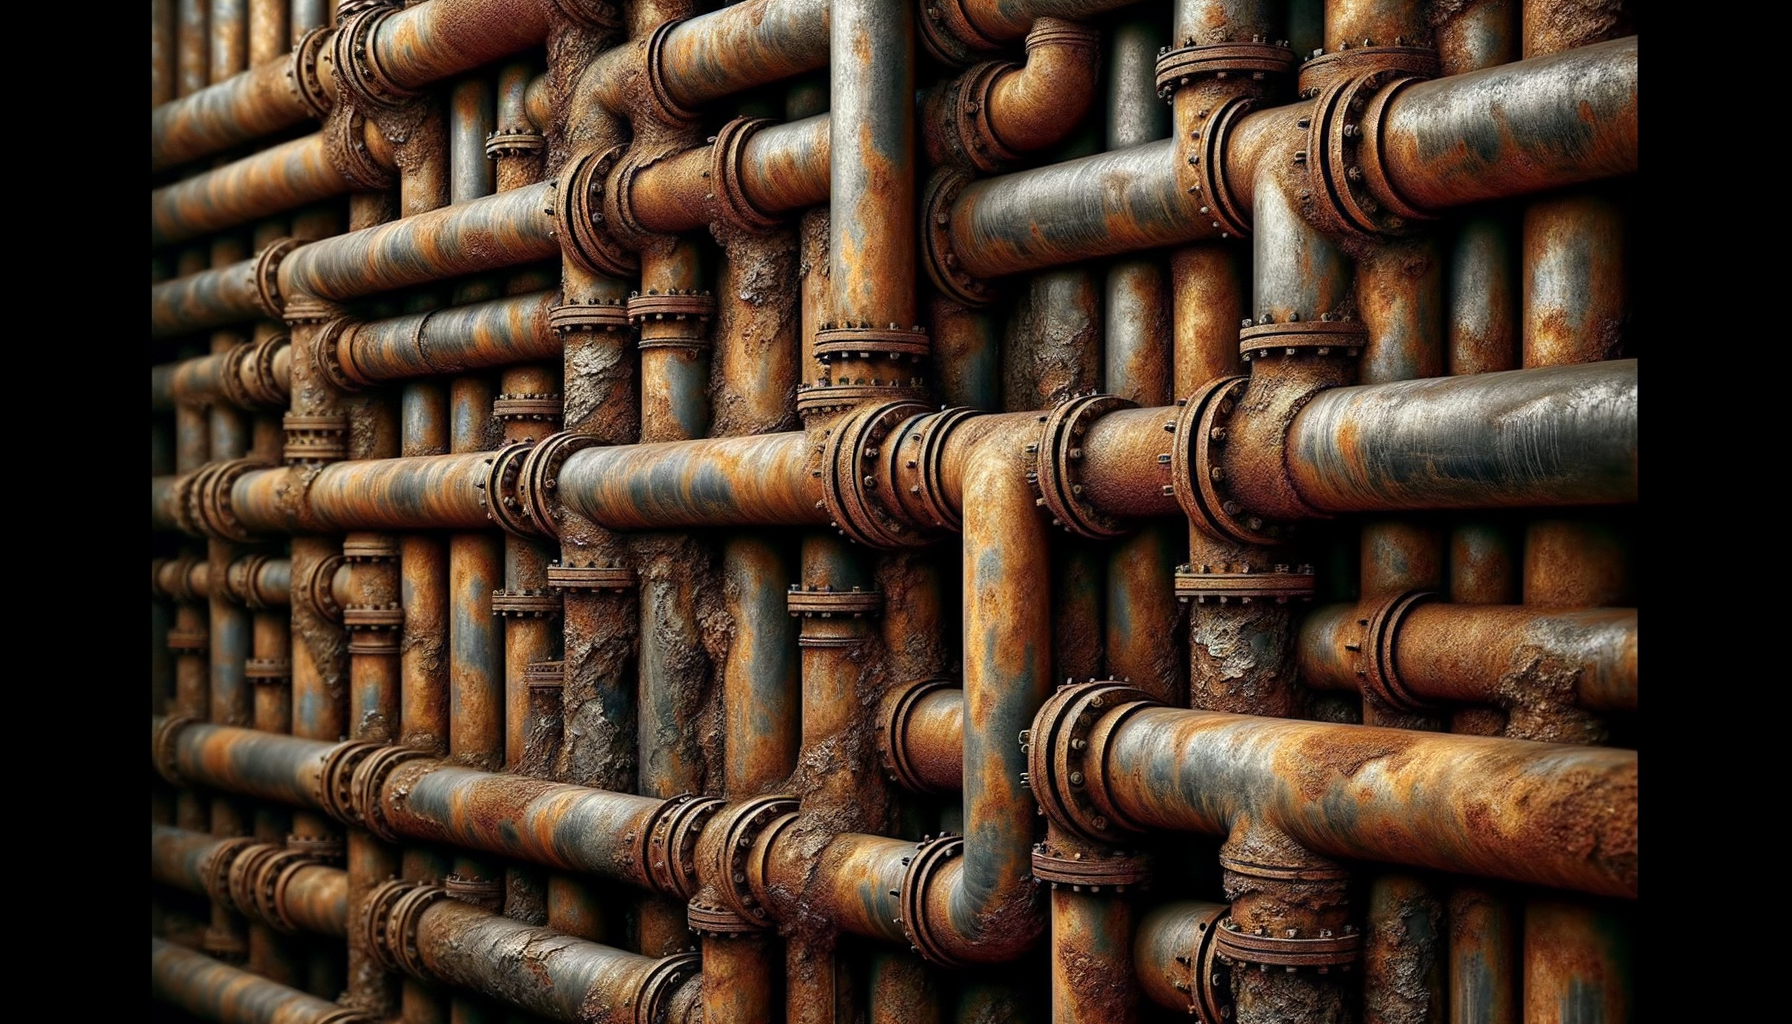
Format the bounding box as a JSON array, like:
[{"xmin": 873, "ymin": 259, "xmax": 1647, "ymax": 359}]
[
  {"xmin": 153, "ymin": 133, "xmax": 377, "ymax": 246},
  {"xmin": 152, "ymin": 53, "xmax": 324, "ymax": 172},
  {"xmin": 152, "ymin": 938, "xmax": 372, "ymax": 1023}
]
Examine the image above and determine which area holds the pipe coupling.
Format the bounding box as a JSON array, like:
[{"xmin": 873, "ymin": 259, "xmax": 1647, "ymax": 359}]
[
  {"xmin": 311, "ymin": 739, "xmax": 380, "ymax": 826},
  {"xmin": 921, "ymin": 170, "xmax": 995, "ymax": 307},
  {"xmin": 360, "ymin": 879, "xmax": 450, "ymax": 977},
  {"xmin": 1218, "ymin": 821, "xmax": 1357, "ymax": 972},
  {"xmin": 295, "ymin": 552, "xmax": 346, "ymax": 623},
  {"xmin": 547, "ymin": 296, "xmax": 630, "ymax": 335},
  {"xmin": 897, "ymin": 833, "xmax": 967, "ymax": 967},
  {"xmin": 709, "ymin": 118, "xmax": 782, "ymax": 234},
  {"xmin": 919, "ymin": 0, "xmax": 1001, "ymax": 67},
  {"xmin": 198, "ymin": 836, "xmax": 257, "ymax": 908},
  {"xmin": 643, "ymin": 794, "xmax": 724, "ymax": 901},
  {"xmin": 547, "ymin": 560, "xmax": 636, "ymax": 593},
  {"xmin": 329, "ymin": 4, "xmax": 422, "ymax": 111},
  {"xmin": 154, "ymin": 555, "xmax": 206, "ymax": 602},
  {"xmin": 696, "ymin": 795, "xmax": 797, "ymax": 927},
  {"xmin": 613, "ymin": 953, "xmax": 702, "ymax": 1024},
  {"xmin": 478, "ymin": 440, "xmax": 543, "ymax": 540},
  {"xmin": 519, "ymin": 431, "xmax": 599, "ymax": 541},
  {"xmin": 283, "ymin": 413, "xmax": 348, "ymax": 464},
  {"xmin": 1143, "ymin": 902, "xmax": 1233, "ymax": 1021},
  {"xmin": 444, "ymin": 872, "xmax": 504, "ymax": 912},
  {"xmin": 1300, "ymin": 60, "xmax": 1436, "ymax": 238},
  {"xmin": 219, "ymin": 335, "xmax": 289, "ymax": 409},
  {"xmin": 1297, "ymin": 43, "xmax": 1438, "ymax": 98},
  {"xmin": 321, "ymin": 102, "xmax": 396, "ymax": 191},
  {"xmin": 1175, "ymin": 560, "xmax": 1316, "ymax": 604},
  {"xmin": 631, "ymin": 289, "xmax": 715, "ymax": 351},
  {"xmin": 550, "ymin": 145, "xmax": 638, "ymax": 278},
  {"xmin": 1029, "ymin": 839, "xmax": 1150, "ymax": 893},
  {"xmin": 878, "ymin": 677, "xmax": 955, "ymax": 794},
  {"xmin": 187, "ymin": 458, "xmax": 273, "ymax": 542},
  {"xmin": 1179, "ymin": 95, "xmax": 1258, "ymax": 238},
  {"xmin": 284, "ymin": 26, "xmax": 335, "ymax": 120},
  {"xmin": 1155, "ymin": 38, "xmax": 1296, "ymax": 98},
  {"xmin": 248, "ymin": 238, "xmax": 302, "ymax": 320},
  {"xmin": 225, "ymin": 553, "xmax": 281, "ymax": 609},
  {"xmin": 491, "ymin": 588, "xmax": 561, "ymax": 619},
  {"xmin": 494, "ymin": 392, "xmax": 563, "ymax": 429},
  {"xmin": 1029, "ymin": 392, "xmax": 1136, "ymax": 539},
  {"xmin": 229, "ymin": 843, "xmax": 314, "ymax": 931},
  {"xmin": 929, "ymin": 60, "xmax": 1020, "ymax": 174},
  {"xmin": 1355, "ymin": 590, "xmax": 1440, "ymax": 712},
  {"xmin": 819, "ymin": 398, "xmax": 940, "ymax": 548},
  {"xmin": 1023, "ymin": 681, "xmax": 1157, "ymax": 844},
  {"xmin": 152, "ymin": 715, "xmax": 196, "ymax": 785},
  {"xmin": 347, "ymin": 744, "xmax": 435, "ymax": 840},
  {"xmin": 642, "ymin": 19, "xmax": 701, "ymax": 125}
]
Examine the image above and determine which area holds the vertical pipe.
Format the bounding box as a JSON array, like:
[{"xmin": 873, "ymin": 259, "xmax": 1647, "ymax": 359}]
[
  {"xmin": 290, "ymin": 0, "xmax": 327, "ymax": 41},
  {"xmin": 154, "ymin": 0, "xmax": 177, "ymax": 107},
  {"xmin": 210, "ymin": 0, "xmax": 246, "ymax": 88},
  {"xmin": 450, "ymin": 376, "xmax": 504, "ymax": 767},
  {"xmin": 830, "ymin": 0, "xmax": 915, "ymax": 326},
  {"xmin": 1522, "ymin": 900, "xmax": 1631, "ymax": 1024},
  {"xmin": 248, "ymin": 0, "xmax": 287, "ymax": 66},
  {"xmin": 1448, "ymin": 887, "xmax": 1517, "ymax": 1024},
  {"xmin": 451, "ymin": 78, "xmax": 496, "ymax": 207},
  {"xmin": 178, "ymin": 0, "xmax": 208, "ymax": 97},
  {"xmin": 870, "ymin": 950, "xmax": 940, "ymax": 1024}
]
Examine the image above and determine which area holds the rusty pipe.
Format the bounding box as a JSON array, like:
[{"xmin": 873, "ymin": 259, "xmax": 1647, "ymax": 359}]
[
  {"xmin": 339, "ymin": 292, "xmax": 560, "ymax": 383},
  {"xmin": 151, "ymin": 826, "xmax": 350, "ymax": 937},
  {"xmin": 829, "ymin": 0, "xmax": 915, "ymax": 330},
  {"xmin": 625, "ymin": 114, "xmax": 831, "ymax": 235},
  {"xmin": 154, "ymin": 336, "xmax": 292, "ymax": 411},
  {"xmin": 152, "ymin": 257, "xmax": 266, "ymax": 338},
  {"xmin": 152, "ymin": 938, "xmax": 373, "ymax": 1023},
  {"xmin": 152, "ymin": 53, "xmax": 325, "ymax": 172},
  {"xmin": 925, "ymin": 19, "xmax": 1102, "ymax": 173},
  {"xmin": 557, "ymin": 430, "xmax": 821, "ymax": 530},
  {"xmin": 1133, "ymin": 900, "xmax": 1231, "ymax": 1018},
  {"xmin": 155, "ymin": 718, "xmax": 334, "ymax": 812},
  {"xmin": 153, "ymin": 132, "xmax": 386, "ymax": 246}
]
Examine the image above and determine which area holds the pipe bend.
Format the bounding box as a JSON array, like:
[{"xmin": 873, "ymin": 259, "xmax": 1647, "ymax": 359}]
[{"xmin": 987, "ymin": 19, "xmax": 1101, "ymax": 155}]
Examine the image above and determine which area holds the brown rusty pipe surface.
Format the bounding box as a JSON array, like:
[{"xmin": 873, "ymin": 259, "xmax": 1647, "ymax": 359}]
[
  {"xmin": 150, "ymin": 826, "xmax": 350, "ymax": 937},
  {"xmin": 229, "ymin": 452, "xmax": 492, "ymax": 534},
  {"xmin": 151, "ymin": 257, "xmax": 263, "ymax": 338},
  {"xmin": 339, "ymin": 292, "xmax": 560, "ymax": 382},
  {"xmin": 152, "ymin": 132, "xmax": 382, "ymax": 246},
  {"xmin": 152, "ymin": 938, "xmax": 373, "ymax": 1024},
  {"xmin": 157, "ymin": 718, "xmax": 334, "ymax": 811},
  {"xmin": 628, "ymin": 115, "xmax": 832, "ymax": 235},
  {"xmin": 1078, "ymin": 406, "xmax": 1182, "ymax": 521},
  {"xmin": 152, "ymin": 53, "xmax": 325, "ymax": 172},
  {"xmin": 1133, "ymin": 900, "xmax": 1230, "ymax": 1017},
  {"xmin": 364, "ymin": 0, "xmax": 556, "ymax": 98},
  {"xmin": 882, "ymin": 681, "xmax": 965, "ymax": 794},
  {"xmin": 1081, "ymin": 702, "xmax": 1637, "ymax": 898},
  {"xmin": 585, "ymin": 0, "xmax": 830, "ymax": 115},
  {"xmin": 983, "ymin": 19, "xmax": 1102, "ymax": 155},
  {"xmin": 1299, "ymin": 602, "xmax": 1637, "ymax": 713},
  {"xmin": 1282, "ymin": 359, "xmax": 1637, "ymax": 514},
  {"xmin": 557, "ymin": 430, "xmax": 821, "ymax": 530},
  {"xmin": 154, "ymin": 337, "xmax": 292, "ymax": 410}
]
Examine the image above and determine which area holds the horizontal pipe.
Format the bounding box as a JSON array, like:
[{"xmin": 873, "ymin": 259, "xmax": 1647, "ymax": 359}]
[
  {"xmin": 655, "ymin": 0, "xmax": 830, "ymax": 111},
  {"xmin": 159, "ymin": 719, "xmax": 334, "ymax": 811},
  {"xmin": 342, "ymin": 291, "xmax": 559, "ymax": 381},
  {"xmin": 1135, "ymin": 900, "xmax": 1228, "ymax": 1015},
  {"xmin": 368, "ymin": 0, "xmax": 556, "ymax": 96},
  {"xmin": 151, "ymin": 823, "xmax": 224, "ymax": 895},
  {"xmin": 277, "ymin": 182, "xmax": 557, "ymax": 303},
  {"xmin": 152, "ymin": 938, "xmax": 370, "ymax": 1023},
  {"xmin": 1286, "ymin": 359, "xmax": 1637, "ymax": 513},
  {"xmin": 233, "ymin": 452, "xmax": 492, "ymax": 533},
  {"xmin": 557, "ymin": 430, "xmax": 822, "ymax": 530},
  {"xmin": 151, "ymin": 257, "xmax": 261, "ymax": 338},
  {"xmin": 153, "ymin": 340, "xmax": 292, "ymax": 410},
  {"xmin": 153, "ymin": 134, "xmax": 357, "ymax": 246},
  {"xmin": 151, "ymin": 826, "xmax": 350, "ymax": 936},
  {"xmin": 1094, "ymin": 705, "xmax": 1636, "ymax": 898},
  {"xmin": 151, "ymin": 54, "xmax": 320, "ymax": 172}
]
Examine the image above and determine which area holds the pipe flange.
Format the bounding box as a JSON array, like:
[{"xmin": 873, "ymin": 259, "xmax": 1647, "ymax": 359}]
[
  {"xmin": 644, "ymin": 794, "xmax": 724, "ymax": 900},
  {"xmin": 342, "ymin": 535, "xmax": 398, "ymax": 561},
  {"xmin": 486, "ymin": 128, "xmax": 546, "ymax": 159},
  {"xmin": 224, "ymin": 554, "xmax": 271, "ymax": 608},
  {"xmin": 1024, "ymin": 682, "xmax": 1157, "ymax": 843},
  {"xmin": 153, "ymin": 556, "xmax": 194, "ymax": 602},
  {"xmin": 548, "ymin": 0, "xmax": 622, "ymax": 29},
  {"xmin": 1238, "ymin": 318, "xmax": 1366, "ymax": 362},
  {"xmin": 491, "ymin": 589, "xmax": 562, "ymax": 618},
  {"xmin": 311, "ymin": 739, "xmax": 380, "ymax": 826},
  {"xmin": 787, "ymin": 584, "xmax": 884, "ymax": 620},
  {"xmin": 331, "ymin": 5, "xmax": 422, "ymax": 111},
  {"xmin": 898, "ymin": 834, "xmax": 968, "ymax": 968},
  {"xmin": 1175, "ymin": 562, "xmax": 1316, "ymax": 604},
  {"xmin": 444, "ymin": 872, "xmax": 504, "ymax": 912},
  {"xmin": 322, "ymin": 102, "xmax": 395, "ymax": 191},
  {"xmin": 225, "ymin": 843, "xmax": 284, "ymax": 916},
  {"xmin": 1358, "ymin": 590, "xmax": 1439, "ymax": 712},
  {"xmin": 1181, "ymin": 96, "xmax": 1257, "ymax": 239},
  {"xmin": 919, "ymin": 0, "xmax": 1001, "ymax": 67},
  {"xmin": 297, "ymin": 553, "xmax": 346, "ymax": 623},
  {"xmin": 711, "ymin": 795, "xmax": 797, "ymax": 925},
  {"xmin": 1352, "ymin": 75, "xmax": 1432, "ymax": 226},
  {"xmin": 822, "ymin": 398, "xmax": 937, "ymax": 549},
  {"xmin": 814, "ymin": 323, "xmax": 930, "ymax": 365},
  {"xmin": 285, "ymin": 26, "xmax": 335, "ymax": 120},
  {"xmin": 1172, "ymin": 375, "xmax": 1290, "ymax": 546},
  {"xmin": 493, "ymin": 393, "xmax": 563, "ymax": 424},
  {"xmin": 282, "ymin": 293, "xmax": 341, "ymax": 326},
  {"xmin": 550, "ymin": 145, "xmax": 639, "ymax": 278},
  {"xmin": 938, "ymin": 61, "xmax": 1020, "ymax": 174},
  {"xmin": 1303, "ymin": 68, "xmax": 1434, "ymax": 237},
  {"xmin": 518, "ymin": 431, "xmax": 599, "ymax": 539},
  {"xmin": 922, "ymin": 169, "xmax": 995, "ymax": 308},
  {"xmin": 1297, "ymin": 44, "xmax": 1438, "ymax": 98},
  {"xmin": 245, "ymin": 657, "xmax": 292, "ymax": 684},
  {"xmin": 1154, "ymin": 40, "xmax": 1295, "ymax": 98},
  {"xmin": 618, "ymin": 952, "xmax": 701, "ymax": 1024},
  {"xmin": 546, "ymin": 562, "xmax": 637, "ymax": 593},
  {"xmin": 162, "ymin": 473, "xmax": 202, "ymax": 538},
  {"xmin": 358, "ymin": 879, "xmax": 412, "ymax": 972},
  {"xmin": 166, "ymin": 625, "xmax": 209, "ymax": 653},
  {"xmin": 312, "ymin": 316, "xmax": 367, "ymax": 392},
  {"xmin": 887, "ymin": 406, "xmax": 976, "ymax": 533},
  {"xmin": 285, "ymin": 833, "xmax": 344, "ymax": 863},
  {"xmin": 249, "ymin": 238, "xmax": 302, "ymax": 320},
  {"xmin": 202, "ymin": 923, "xmax": 248, "ymax": 963},
  {"xmin": 795, "ymin": 381, "xmax": 929, "ymax": 420},
  {"xmin": 1214, "ymin": 916, "xmax": 1362, "ymax": 970},
  {"xmin": 198, "ymin": 837, "xmax": 257, "ymax": 907},
  {"xmin": 524, "ymin": 660, "xmax": 565, "ymax": 691},
  {"xmin": 879, "ymin": 677, "xmax": 955, "ymax": 794},
  {"xmin": 1029, "ymin": 842, "xmax": 1150, "ymax": 892},
  {"xmin": 195, "ymin": 458, "xmax": 274, "ymax": 542},
  {"xmin": 478, "ymin": 441, "xmax": 544, "ymax": 540},
  {"xmin": 218, "ymin": 343, "xmax": 261, "ymax": 410},
  {"xmin": 343, "ymin": 602, "xmax": 404, "ymax": 654},
  {"xmin": 347, "ymin": 744, "xmax": 433, "ymax": 840},
  {"xmin": 315, "ymin": 1012, "xmax": 378, "ymax": 1024},
  {"xmin": 1031, "ymin": 392, "xmax": 1136, "ymax": 539},
  {"xmin": 687, "ymin": 892, "xmax": 756, "ymax": 937},
  {"xmin": 250, "ymin": 848, "xmax": 315, "ymax": 929},
  {"xmin": 643, "ymin": 19, "xmax": 701, "ymax": 125},
  {"xmin": 630, "ymin": 290, "xmax": 716, "ymax": 350},
  {"xmin": 548, "ymin": 298, "xmax": 630, "ymax": 334},
  {"xmin": 243, "ymin": 334, "xmax": 291, "ymax": 406},
  {"xmin": 601, "ymin": 144, "xmax": 665, "ymax": 255},
  {"xmin": 389, "ymin": 882, "xmax": 453, "ymax": 979},
  {"xmin": 283, "ymin": 413, "xmax": 348, "ymax": 464},
  {"xmin": 710, "ymin": 117, "xmax": 781, "ymax": 234}
]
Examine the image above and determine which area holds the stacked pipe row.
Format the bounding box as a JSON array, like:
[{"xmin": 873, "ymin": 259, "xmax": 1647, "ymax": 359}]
[{"xmin": 152, "ymin": 0, "xmax": 1637, "ymax": 1022}]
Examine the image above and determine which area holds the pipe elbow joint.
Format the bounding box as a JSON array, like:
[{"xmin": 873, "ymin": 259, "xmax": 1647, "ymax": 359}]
[{"xmin": 898, "ymin": 836, "xmax": 1043, "ymax": 967}]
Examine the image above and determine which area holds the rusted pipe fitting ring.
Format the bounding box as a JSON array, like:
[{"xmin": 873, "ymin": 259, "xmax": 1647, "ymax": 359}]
[
  {"xmin": 245, "ymin": 334, "xmax": 292, "ymax": 406},
  {"xmin": 389, "ymin": 883, "xmax": 453, "ymax": 979},
  {"xmin": 814, "ymin": 324, "xmax": 929, "ymax": 365},
  {"xmin": 688, "ymin": 890, "xmax": 756, "ymax": 936},
  {"xmin": 444, "ymin": 872, "xmax": 504, "ymax": 912},
  {"xmin": 546, "ymin": 562, "xmax": 637, "ymax": 592},
  {"xmin": 224, "ymin": 843, "xmax": 284, "ymax": 916},
  {"xmin": 342, "ymin": 535, "xmax": 398, "ymax": 561},
  {"xmin": 1174, "ymin": 562, "xmax": 1315, "ymax": 604},
  {"xmin": 479, "ymin": 441, "xmax": 544, "ymax": 540},
  {"xmin": 264, "ymin": 855, "xmax": 323, "ymax": 931},
  {"xmin": 633, "ymin": 953, "xmax": 702, "ymax": 1024},
  {"xmin": 519, "ymin": 431, "xmax": 599, "ymax": 539},
  {"xmin": 1183, "ymin": 96, "xmax": 1256, "ymax": 238},
  {"xmin": 1239, "ymin": 319, "xmax": 1366, "ymax": 362},
  {"xmin": 198, "ymin": 837, "xmax": 258, "ymax": 907},
  {"xmin": 486, "ymin": 128, "xmax": 546, "ymax": 159},
  {"xmin": 898, "ymin": 835, "xmax": 967, "ymax": 967},
  {"xmin": 218, "ymin": 343, "xmax": 260, "ymax": 410},
  {"xmin": 1024, "ymin": 682, "xmax": 1158, "ymax": 843},
  {"xmin": 940, "ymin": 61, "xmax": 1020, "ymax": 174},
  {"xmin": 1029, "ymin": 842, "xmax": 1150, "ymax": 892},
  {"xmin": 1353, "ymin": 76, "xmax": 1432, "ymax": 225},
  {"xmin": 795, "ymin": 381, "xmax": 930, "ymax": 419},
  {"xmin": 347, "ymin": 745, "xmax": 434, "ymax": 840},
  {"xmin": 879, "ymin": 677, "xmax": 956, "ymax": 794},
  {"xmin": 164, "ymin": 472, "xmax": 203, "ymax": 538},
  {"xmin": 548, "ymin": 0, "xmax": 622, "ymax": 29},
  {"xmin": 225, "ymin": 554, "xmax": 271, "ymax": 607},
  {"xmin": 709, "ymin": 796, "xmax": 797, "ymax": 925},
  {"xmin": 297, "ymin": 553, "xmax": 346, "ymax": 623},
  {"xmin": 550, "ymin": 146, "xmax": 639, "ymax": 278},
  {"xmin": 283, "ymin": 413, "xmax": 348, "ymax": 464},
  {"xmin": 493, "ymin": 393, "xmax": 563, "ymax": 424},
  {"xmin": 285, "ymin": 26, "xmax": 335, "ymax": 120},
  {"xmin": 1032, "ymin": 391, "xmax": 1137, "ymax": 538},
  {"xmin": 921, "ymin": 169, "xmax": 995, "ymax": 307},
  {"xmin": 710, "ymin": 118, "xmax": 782, "ymax": 234},
  {"xmin": 245, "ymin": 657, "xmax": 292, "ymax": 683},
  {"xmin": 822, "ymin": 398, "xmax": 938, "ymax": 548},
  {"xmin": 787, "ymin": 585, "xmax": 884, "ymax": 619},
  {"xmin": 1172, "ymin": 375, "xmax": 1294, "ymax": 546},
  {"xmin": 283, "ymin": 293, "xmax": 342, "ymax": 325},
  {"xmin": 196, "ymin": 458, "xmax": 274, "ymax": 542},
  {"xmin": 886, "ymin": 405, "xmax": 975, "ymax": 533},
  {"xmin": 1297, "ymin": 45, "xmax": 1437, "ymax": 98},
  {"xmin": 644, "ymin": 794, "xmax": 724, "ymax": 900},
  {"xmin": 202, "ymin": 924, "xmax": 248, "ymax": 962},
  {"xmin": 154, "ymin": 555, "xmax": 203, "ymax": 602},
  {"xmin": 601, "ymin": 146, "xmax": 665, "ymax": 254},
  {"xmin": 331, "ymin": 6, "xmax": 423, "ymax": 110},
  {"xmin": 343, "ymin": 603, "xmax": 404, "ymax": 653},
  {"xmin": 1303, "ymin": 70, "xmax": 1433, "ymax": 237},
  {"xmin": 323, "ymin": 103, "xmax": 397, "ymax": 190},
  {"xmin": 548, "ymin": 298, "xmax": 630, "ymax": 334},
  {"xmin": 285, "ymin": 833, "xmax": 344, "ymax": 863},
  {"xmin": 249, "ymin": 238, "xmax": 302, "ymax": 320},
  {"xmin": 313, "ymin": 316, "xmax": 370, "ymax": 392},
  {"xmin": 491, "ymin": 588, "xmax": 562, "ymax": 618},
  {"xmin": 630, "ymin": 290, "xmax": 716, "ymax": 350},
  {"xmin": 167, "ymin": 624, "xmax": 210, "ymax": 653},
  {"xmin": 1358, "ymin": 590, "xmax": 1440, "ymax": 712},
  {"xmin": 643, "ymin": 19, "xmax": 701, "ymax": 125},
  {"xmin": 919, "ymin": 0, "xmax": 1000, "ymax": 67},
  {"xmin": 311, "ymin": 739, "xmax": 380, "ymax": 826},
  {"xmin": 524, "ymin": 660, "xmax": 565, "ymax": 691},
  {"xmin": 152, "ymin": 716, "xmax": 196, "ymax": 784},
  {"xmin": 1214, "ymin": 915, "xmax": 1362, "ymax": 970},
  {"xmin": 1155, "ymin": 40, "xmax": 1295, "ymax": 100},
  {"xmin": 358, "ymin": 879, "xmax": 412, "ymax": 972}
]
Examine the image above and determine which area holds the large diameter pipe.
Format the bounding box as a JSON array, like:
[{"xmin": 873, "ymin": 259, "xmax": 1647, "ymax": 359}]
[
  {"xmin": 153, "ymin": 134, "xmax": 358, "ymax": 246},
  {"xmin": 656, "ymin": 0, "xmax": 830, "ymax": 111},
  {"xmin": 830, "ymin": 0, "xmax": 916, "ymax": 324},
  {"xmin": 365, "ymin": 0, "xmax": 555, "ymax": 95},
  {"xmin": 1091, "ymin": 705, "xmax": 1637, "ymax": 898},
  {"xmin": 1286, "ymin": 359, "xmax": 1636, "ymax": 513},
  {"xmin": 342, "ymin": 292, "xmax": 559, "ymax": 382},
  {"xmin": 228, "ymin": 452, "xmax": 491, "ymax": 534},
  {"xmin": 152, "ymin": 938, "xmax": 372, "ymax": 1023},
  {"xmin": 152, "ymin": 55, "xmax": 319, "ymax": 172},
  {"xmin": 159, "ymin": 719, "xmax": 334, "ymax": 811},
  {"xmin": 152, "ymin": 258, "xmax": 262, "ymax": 338},
  {"xmin": 557, "ymin": 430, "xmax": 821, "ymax": 530}
]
